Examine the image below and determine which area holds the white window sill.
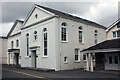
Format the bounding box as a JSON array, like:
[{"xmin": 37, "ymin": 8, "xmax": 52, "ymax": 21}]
[
  {"xmin": 64, "ymin": 62, "xmax": 68, "ymax": 64},
  {"xmin": 75, "ymin": 61, "xmax": 80, "ymax": 63},
  {"xmin": 83, "ymin": 60, "xmax": 87, "ymax": 63},
  {"xmin": 61, "ymin": 41, "xmax": 68, "ymax": 43},
  {"xmin": 79, "ymin": 42, "xmax": 84, "ymax": 45},
  {"xmin": 25, "ymin": 56, "xmax": 29, "ymax": 59},
  {"xmin": 42, "ymin": 56, "xmax": 48, "ymax": 58}
]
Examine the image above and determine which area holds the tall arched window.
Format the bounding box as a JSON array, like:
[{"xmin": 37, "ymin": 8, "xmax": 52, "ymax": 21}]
[
  {"xmin": 78, "ymin": 26, "xmax": 83, "ymax": 43},
  {"xmin": 26, "ymin": 33, "xmax": 29, "ymax": 56},
  {"xmin": 61, "ymin": 22, "xmax": 67, "ymax": 41},
  {"xmin": 43, "ymin": 28, "xmax": 47, "ymax": 56},
  {"xmin": 16, "ymin": 40, "xmax": 19, "ymax": 47},
  {"xmin": 34, "ymin": 31, "xmax": 37, "ymax": 40},
  {"xmin": 11, "ymin": 41, "xmax": 14, "ymax": 49},
  {"xmin": 94, "ymin": 30, "xmax": 98, "ymax": 44}
]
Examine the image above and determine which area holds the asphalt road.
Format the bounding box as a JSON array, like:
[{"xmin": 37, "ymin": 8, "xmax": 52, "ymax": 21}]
[{"xmin": 1, "ymin": 65, "xmax": 120, "ymax": 80}]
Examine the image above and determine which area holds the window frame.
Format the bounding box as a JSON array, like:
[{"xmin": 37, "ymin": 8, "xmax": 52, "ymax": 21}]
[
  {"xmin": 43, "ymin": 28, "xmax": 48, "ymax": 57},
  {"xmin": 26, "ymin": 33, "xmax": 29, "ymax": 56},
  {"xmin": 11, "ymin": 41, "xmax": 14, "ymax": 49},
  {"xmin": 34, "ymin": 31, "xmax": 38, "ymax": 41},
  {"xmin": 61, "ymin": 22, "xmax": 67, "ymax": 42},
  {"xmin": 83, "ymin": 54, "xmax": 87, "ymax": 61},
  {"xmin": 78, "ymin": 26, "xmax": 83, "ymax": 43},
  {"xmin": 113, "ymin": 30, "xmax": 120, "ymax": 39},
  {"xmin": 64, "ymin": 56, "xmax": 68, "ymax": 63},
  {"xmin": 94, "ymin": 30, "xmax": 98, "ymax": 44},
  {"xmin": 75, "ymin": 49, "xmax": 80, "ymax": 62},
  {"xmin": 16, "ymin": 40, "xmax": 19, "ymax": 47}
]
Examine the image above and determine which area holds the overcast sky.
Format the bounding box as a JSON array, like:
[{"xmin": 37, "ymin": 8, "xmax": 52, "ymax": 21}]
[{"xmin": 1, "ymin": 1, "xmax": 120, "ymax": 36}]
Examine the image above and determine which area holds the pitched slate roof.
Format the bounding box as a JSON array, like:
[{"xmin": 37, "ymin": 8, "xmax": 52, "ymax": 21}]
[
  {"xmin": 35, "ymin": 4, "xmax": 106, "ymax": 29},
  {"xmin": 81, "ymin": 39, "xmax": 120, "ymax": 52},
  {"xmin": 7, "ymin": 20, "xmax": 24, "ymax": 38}
]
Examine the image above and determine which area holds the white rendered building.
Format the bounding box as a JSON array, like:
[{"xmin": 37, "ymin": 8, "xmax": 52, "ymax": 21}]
[{"xmin": 7, "ymin": 4, "xmax": 107, "ymax": 71}]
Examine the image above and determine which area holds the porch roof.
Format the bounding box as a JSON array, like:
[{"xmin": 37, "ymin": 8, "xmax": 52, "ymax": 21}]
[
  {"xmin": 81, "ymin": 39, "xmax": 120, "ymax": 53},
  {"xmin": 8, "ymin": 49, "xmax": 20, "ymax": 53}
]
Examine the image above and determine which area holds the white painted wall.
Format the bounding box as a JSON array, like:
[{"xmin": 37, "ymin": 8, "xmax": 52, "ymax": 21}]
[
  {"xmin": 58, "ymin": 18, "xmax": 106, "ymax": 70},
  {"xmin": 21, "ymin": 18, "xmax": 58, "ymax": 70},
  {"xmin": 7, "ymin": 34, "xmax": 21, "ymax": 65},
  {"xmin": 23, "ymin": 7, "xmax": 52, "ymax": 28},
  {"xmin": 10, "ymin": 22, "xmax": 22, "ymax": 36},
  {"xmin": 105, "ymin": 53, "xmax": 120, "ymax": 70}
]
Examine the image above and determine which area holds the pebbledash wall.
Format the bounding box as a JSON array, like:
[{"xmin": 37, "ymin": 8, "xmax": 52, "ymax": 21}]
[
  {"xmin": 0, "ymin": 37, "xmax": 8, "ymax": 64},
  {"xmin": 7, "ymin": 4, "xmax": 107, "ymax": 71}
]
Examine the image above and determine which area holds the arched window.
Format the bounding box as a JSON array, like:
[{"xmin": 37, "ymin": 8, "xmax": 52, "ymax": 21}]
[
  {"xmin": 11, "ymin": 41, "xmax": 14, "ymax": 49},
  {"xmin": 78, "ymin": 26, "xmax": 83, "ymax": 43},
  {"xmin": 16, "ymin": 40, "xmax": 19, "ymax": 47},
  {"xmin": 43, "ymin": 28, "xmax": 47, "ymax": 56},
  {"xmin": 26, "ymin": 33, "xmax": 29, "ymax": 56},
  {"xmin": 61, "ymin": 22, "xmax": 67, "ymax": 41},
  {"xmin": 94, "ymin": 30, "xmax": 98, "ymax": 44},
  {"xmin": 34, "ymin": 31, "xmax": 37, "ymax": 40}
]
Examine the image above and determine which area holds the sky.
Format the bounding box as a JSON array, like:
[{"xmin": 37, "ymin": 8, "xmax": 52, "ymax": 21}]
[{"xmin": 1, "ymin": 0, "xmax": 120, "ymax": 37}]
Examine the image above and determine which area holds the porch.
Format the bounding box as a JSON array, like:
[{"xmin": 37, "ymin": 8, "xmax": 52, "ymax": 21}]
[{"xmin": 81, "ymin": 39, "xmax": 120, "ymax": 72}]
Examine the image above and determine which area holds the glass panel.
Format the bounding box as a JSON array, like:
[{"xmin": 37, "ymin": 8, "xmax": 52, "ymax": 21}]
[
  {"xmin": 62, "ymin": 27, "xmax": 66, "ymax": 41},
  {"xmin": 75, "ymin": 49, "xmax": 79, "ymax": 61},
  {"xmin": 44, "ymin": 41, "xmax": 47, "ymax": 48},
  {"xmin": 83, "ymin": 55, "xmax": 86, "ymax": 60},
  {"xmin": 114, "ymin": 56, "xmax": 118, "ymax": 64},
  {"xmin": 94, "ymin": 34, "xmax": 98, "ymax": 44},
  {"xmin": 44, "ymin": 49, "xmax": 47, "ymax": 55},
  {"xmin": 109, "ymin": 56, "xmax": 112, "ymax": 64},
  {"xmin": 75, "ymin": 55, "xmax": 78, "ymax": 60},
  {"xmin": 113, "ymin": 32, "xmax": 116, "ymax": 38},
  {"xmin": 117, "ymin": 30, "xmax": 120, "ymax": 37},
  {"xmin": 79, "ymin": 31, "xmax": 82, "ymax": 42},
  {"xmin": 117, "ymin": 23, "xmax": 120, "ymax": 28}
]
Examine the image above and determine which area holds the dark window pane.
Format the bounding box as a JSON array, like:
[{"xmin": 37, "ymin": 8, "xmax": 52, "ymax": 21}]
[
  {"xmin": 109, "ymin": 56, "xmax": 112, "ymax": 64},
  {"xmin": 75, "ymin": 55, "xmax": 78, "ymax": 60},
  {"xmin": 44, "ymin": 41, "xmax": 47, "ymax": 48},
  {"xmin": 44, "ymin": 49, "xmax": 47, "ymax": 55},
  {"xmin": 64, "ymin": 57, "xmax": 67, "ymax": 61},
  {"xmin": 117, "ymin": 30, "xmax": 120, "ymax": 37},
  {"xmin": 114, "ymin": 56, "xmax": 118, "ymax": 64},
  {"xmin": 83, "ymin": 55, "xmax": 86, "ymax": 60},
  {"xmin": 117, "ymin": 23, "xmax": 120, "ymax": 28},
  {"xmin": 113, "ymin": 32, "xmax": 116, "ymax": 38},
  {"xmin": 94, "ymin": 34, "xmax": 98, "ymax": 44},
  {"xmin": 79, "ymin": 31, "xmax": 82, "ymax": 42}
]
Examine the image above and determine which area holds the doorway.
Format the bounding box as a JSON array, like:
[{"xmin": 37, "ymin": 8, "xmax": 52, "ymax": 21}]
[
  {"xmin": 14, "ymin": 53, "xmax": 19, "ymax": 65},
  {"xmin": 95, "ymin": 53, "xmax": 105, "ymax": 70},
  {"xmin": 31, "ymin": 50, "xmax": 37, "ymax": 68}
]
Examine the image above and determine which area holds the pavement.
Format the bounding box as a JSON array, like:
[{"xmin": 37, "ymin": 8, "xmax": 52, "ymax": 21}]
[{"xmin": 1, "ymin": 64, "xmax": 120, "ymax": 80}]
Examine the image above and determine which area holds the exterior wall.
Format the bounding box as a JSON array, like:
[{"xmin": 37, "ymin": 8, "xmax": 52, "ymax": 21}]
[
  {"xmin": 59, "ymin": 18, "xmax": 106, "ymax": 70},
  {"xmin": 105, "ymin": 53, "xmax": 120, "ymax": 70},
  {"xmin": 0, "ymin": 38, "xmax": 8, "ymax": 64},
  {"xmin": 11, "ymin": 22, "xmax": 22, "ymax": 36},
  {"xmin": 21, "ymin": 18, "xmax": 59, "ymax": 70},
  {"xmin": 107, "ymin": 25, "xmax": 120, "ymax": 40},
  {"xmin": 7, "ymin": 34, "xmax": 21, "ymax": 65},
  {"xmin": 23, "ymin": 7, "xmax": 52, "ymax": 28}
]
